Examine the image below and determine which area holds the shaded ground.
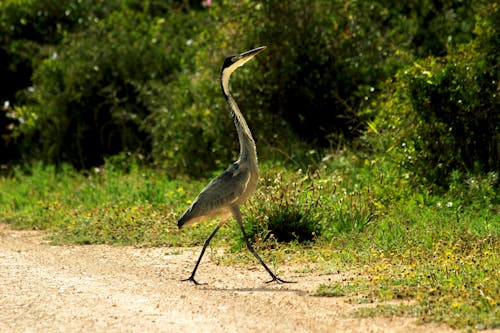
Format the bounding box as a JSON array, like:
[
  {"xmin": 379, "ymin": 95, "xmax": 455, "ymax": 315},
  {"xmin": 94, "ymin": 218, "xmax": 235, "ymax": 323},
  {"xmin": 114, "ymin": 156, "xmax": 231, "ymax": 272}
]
[{"xmin": 0, "ymin": 224, "xmax": 472, "ymax": 332}]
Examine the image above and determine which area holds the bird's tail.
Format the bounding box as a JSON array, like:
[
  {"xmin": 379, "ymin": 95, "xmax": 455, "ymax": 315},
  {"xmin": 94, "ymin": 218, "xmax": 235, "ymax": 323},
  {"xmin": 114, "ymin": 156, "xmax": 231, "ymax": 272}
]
[
  {"xmin": 177, "ymin": 215, "xmax": 188, "ymax": 229},
  {"xmin": 177, "ymin": 208, "xmax": 199, "ymax": 229}
]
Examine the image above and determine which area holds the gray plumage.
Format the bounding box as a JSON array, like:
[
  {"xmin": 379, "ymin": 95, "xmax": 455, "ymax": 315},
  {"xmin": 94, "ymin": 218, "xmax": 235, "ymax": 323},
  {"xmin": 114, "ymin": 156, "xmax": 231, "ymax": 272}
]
[
  {"xmin": 178, "ymin": 46, "xmax": 292, "ymax": 285},
  {"xmin": 177, "ymin": 162, "xmax": 255, "ymax": 227}
]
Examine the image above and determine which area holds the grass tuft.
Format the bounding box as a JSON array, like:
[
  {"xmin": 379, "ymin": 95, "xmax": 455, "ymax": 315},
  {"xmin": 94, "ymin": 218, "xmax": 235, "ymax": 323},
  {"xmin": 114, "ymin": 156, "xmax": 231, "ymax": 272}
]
[{"xmin": 243, "ymin": 169, "xmax": 323, "ymax": 244}]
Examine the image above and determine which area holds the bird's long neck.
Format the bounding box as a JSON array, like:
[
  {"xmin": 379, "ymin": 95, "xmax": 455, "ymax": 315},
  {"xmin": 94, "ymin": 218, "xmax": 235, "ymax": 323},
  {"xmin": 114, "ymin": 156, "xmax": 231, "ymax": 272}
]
[{"xmin": 221, "ymin": 70, "xmax": 258, "ymax": 167}]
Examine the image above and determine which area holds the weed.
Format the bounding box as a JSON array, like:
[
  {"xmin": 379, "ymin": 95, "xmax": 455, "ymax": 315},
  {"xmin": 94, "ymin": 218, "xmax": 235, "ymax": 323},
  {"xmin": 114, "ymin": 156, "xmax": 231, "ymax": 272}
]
[{"xmin": 243, "ymin": 168, "xmax": 323, "ymax": 244}]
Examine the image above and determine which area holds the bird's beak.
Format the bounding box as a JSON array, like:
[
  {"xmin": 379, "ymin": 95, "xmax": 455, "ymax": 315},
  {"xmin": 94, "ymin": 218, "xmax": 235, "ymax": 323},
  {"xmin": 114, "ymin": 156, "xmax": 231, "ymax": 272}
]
[
  {"xmin": 232, "ymin": 46, "xmax": 267, "ymax": 68},
  {"xmin": 240, "ymin": 46, "xmax": 267, "ymax": 59}
]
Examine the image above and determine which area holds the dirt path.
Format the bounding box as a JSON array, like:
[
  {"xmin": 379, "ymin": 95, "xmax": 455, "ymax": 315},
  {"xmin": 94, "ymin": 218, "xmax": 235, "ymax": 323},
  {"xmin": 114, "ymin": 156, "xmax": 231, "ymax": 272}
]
[{"xmin": 0, "ymin": 224, "xmax": 465, "ymax": 332}]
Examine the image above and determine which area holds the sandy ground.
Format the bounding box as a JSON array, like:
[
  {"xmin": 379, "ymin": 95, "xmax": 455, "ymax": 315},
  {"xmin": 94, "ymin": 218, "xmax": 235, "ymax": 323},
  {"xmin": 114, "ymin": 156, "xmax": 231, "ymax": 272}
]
[{"xmin": 0, "ymin": 223, "xmax": 485, "ymax": 333}]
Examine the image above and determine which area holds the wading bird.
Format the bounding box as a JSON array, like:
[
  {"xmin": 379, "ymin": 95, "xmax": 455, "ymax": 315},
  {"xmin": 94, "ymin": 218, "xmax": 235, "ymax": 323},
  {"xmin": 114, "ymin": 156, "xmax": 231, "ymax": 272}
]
[{"xmin": 178, "ymin": 46, "xmax": 291, "ymax": 285}]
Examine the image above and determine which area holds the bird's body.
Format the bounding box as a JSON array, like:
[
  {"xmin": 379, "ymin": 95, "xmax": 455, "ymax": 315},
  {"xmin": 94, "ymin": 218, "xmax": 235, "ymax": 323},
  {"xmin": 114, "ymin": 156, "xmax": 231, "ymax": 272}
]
[
  {"xmin": 178, "ymin": 46, "xmax": 291, "ymax": 285},
  {"xmin": 177, "ymin": 160, "xmax": 257, "ymax": 227}
]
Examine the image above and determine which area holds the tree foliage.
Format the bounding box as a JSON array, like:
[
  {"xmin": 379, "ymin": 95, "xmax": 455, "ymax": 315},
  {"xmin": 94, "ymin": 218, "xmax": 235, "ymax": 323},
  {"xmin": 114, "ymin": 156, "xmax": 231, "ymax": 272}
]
[
  {"xmin": 364, "ymin": 1, "xmax": 499, "ymax": 187},
  {"xmin": 1, "ymin": 0, "xmax": 496, "ymax": 188}
]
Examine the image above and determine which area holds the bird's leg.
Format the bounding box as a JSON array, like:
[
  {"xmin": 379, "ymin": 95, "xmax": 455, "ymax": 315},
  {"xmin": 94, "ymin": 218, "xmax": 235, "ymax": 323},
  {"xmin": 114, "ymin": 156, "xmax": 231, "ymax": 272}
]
[
  {"xmin": 231, "ymin": 206, "xmax": 295, "ymax": 284},
  {"xmin": 181, "ymin": 221, "xmax": 224, "ymax": 285}
]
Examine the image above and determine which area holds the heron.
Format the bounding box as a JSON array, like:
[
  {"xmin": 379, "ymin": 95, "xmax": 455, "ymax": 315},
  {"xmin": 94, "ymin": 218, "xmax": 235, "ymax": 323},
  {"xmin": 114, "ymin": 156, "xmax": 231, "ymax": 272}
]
[{"xmin": 178, "ymin": 46, "xmax": 292, "ymax": 285}]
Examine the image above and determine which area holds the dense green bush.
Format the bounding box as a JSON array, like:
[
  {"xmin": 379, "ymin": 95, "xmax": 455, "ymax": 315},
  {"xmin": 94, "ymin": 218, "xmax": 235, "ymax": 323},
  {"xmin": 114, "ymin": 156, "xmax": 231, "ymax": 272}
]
[
  {"xmin": 2, "ymin": 0, "xmax": 493, "ymax": 182},
  {"xmin": 0, "ymin": 0, "xmax": 123, "ymax": 163},
  {"xmin": 0, "ymin": 0, "xmax": 199, "ymax": 169},
  {"xmin": 143, "ymin": 2, "xmax": 301, "ymax": 175},
  {"xmin": 243, "ymin": 170, "xmax": 322, "ymax": 244},
  {"xmin": 364, "ymin": 2, "xmax": 499, "ymax": 188},
  {"xmin": 243, "ymin": 0, "xmax": 398, "ymax": 144},
  {"xmin": 384, "ymin": 0, "xmax": 477, "ymax": 57},
  {"xmin": 0, "ymin": 0, "xmax": 109, "ymax": 102},
  {"xmin": 149, "ymin": 0, "xmax": 480, "ymax": 174},
  {"xmin": 13, "ymin": 9, "xmax": 196, "ymax": 168},
  {"xmin": 243, "ymin": 0, "xmax": 477, "ymax": 145}
]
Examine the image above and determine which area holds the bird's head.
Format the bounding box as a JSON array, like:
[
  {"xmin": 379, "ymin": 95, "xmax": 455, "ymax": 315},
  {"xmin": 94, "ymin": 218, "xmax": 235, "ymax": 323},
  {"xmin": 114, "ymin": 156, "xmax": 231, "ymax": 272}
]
[
  {"xmin": 222, "ymin": 46, "xmax": 267, "ymax": 73},
  {"xmin": 221, "ymin": 46, "xmax": 266, "ymax": 96}
]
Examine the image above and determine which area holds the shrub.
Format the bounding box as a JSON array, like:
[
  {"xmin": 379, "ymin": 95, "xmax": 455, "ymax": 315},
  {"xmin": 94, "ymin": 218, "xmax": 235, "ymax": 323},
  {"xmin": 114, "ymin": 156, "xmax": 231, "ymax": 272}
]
[
  {"xmin": 144, "ymin": 3, "xmax": 300, "ymax": 176},
  {"xmin": 134, "ymin": 0, "xmax": 484, "ymax": 174},
  {"xmin": 242, "ymin": 0, "xmax": 477, "ymax": 145},
  {"xmin": 242, "ymin": 169, "xmax": 322, "ymax": 245},
  {"xmin": 364, "ymin": 3, "xmax": 499, "ymax": 188},
  {"xmin": 0, "ymin": 0, "xmax": 121, "ymax": 164},
  {"xmin": 145, "ymin": 53, "xmax": 233, "ymax": 176},
  {"xmin": 15, "ymin": 9, "xmax": 191, "ymax": 168},
  {"xmin": 2, "ymin": 0, "xmax": 489, "ymax": 176}
]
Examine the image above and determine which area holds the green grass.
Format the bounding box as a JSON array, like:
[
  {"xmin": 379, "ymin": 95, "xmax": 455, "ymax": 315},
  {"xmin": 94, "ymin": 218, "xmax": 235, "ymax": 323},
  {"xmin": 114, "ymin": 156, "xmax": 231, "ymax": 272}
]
[
  {"xmin": 0, "ymin": 162, "xmax": 213, "ymax": 246},
  {"xmin": 0, "ymin": 155, "xmax": 498, "ymax": 330},
  {"xmin": 316, "ymin": 236, "xmax": 499, "ymax": 329}
]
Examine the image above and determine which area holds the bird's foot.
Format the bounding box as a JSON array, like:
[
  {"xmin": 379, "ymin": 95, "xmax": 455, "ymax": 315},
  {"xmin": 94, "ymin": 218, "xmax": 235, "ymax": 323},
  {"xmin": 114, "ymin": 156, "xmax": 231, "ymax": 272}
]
[
  {"xmin": 181, "ymin": 276, "xmax": 205, "ymax": 285},
  {"xmin": 265, "ymin": 276, "xmax": 296, "ymax": 284}
]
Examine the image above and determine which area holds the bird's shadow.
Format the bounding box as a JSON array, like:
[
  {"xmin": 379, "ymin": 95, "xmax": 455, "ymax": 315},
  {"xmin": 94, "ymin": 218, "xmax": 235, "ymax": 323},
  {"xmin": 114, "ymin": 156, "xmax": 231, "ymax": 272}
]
[{"xmin": 199, "ymin": 285, "xmax": 309, "ymax": 296}]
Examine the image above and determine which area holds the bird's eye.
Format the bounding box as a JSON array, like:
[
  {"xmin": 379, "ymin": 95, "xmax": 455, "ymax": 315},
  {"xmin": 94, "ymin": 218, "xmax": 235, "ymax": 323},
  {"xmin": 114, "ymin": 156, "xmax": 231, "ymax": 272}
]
[{"xmin": 231, "ymin": 55, "xmax": 242, "ymax": 62}]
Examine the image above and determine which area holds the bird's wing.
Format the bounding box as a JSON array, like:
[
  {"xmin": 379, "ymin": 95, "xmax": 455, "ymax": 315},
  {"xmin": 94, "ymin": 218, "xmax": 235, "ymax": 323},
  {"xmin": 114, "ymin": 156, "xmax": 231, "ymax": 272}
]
[{"xmin": 178, "ymin": 163, "xmax": 251, "ymax": 227}]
